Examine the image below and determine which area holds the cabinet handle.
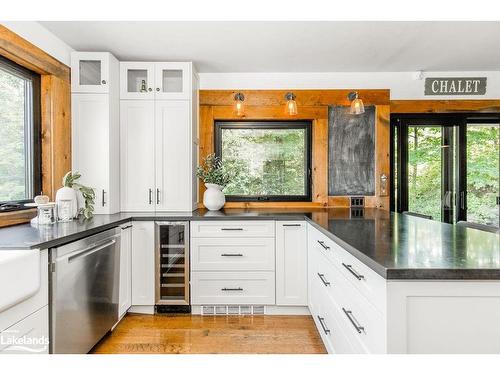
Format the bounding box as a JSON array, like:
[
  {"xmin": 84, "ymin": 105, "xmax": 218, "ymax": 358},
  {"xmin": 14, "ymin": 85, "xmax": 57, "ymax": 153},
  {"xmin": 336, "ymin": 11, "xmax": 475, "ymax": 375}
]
[
  {"xmin": 101, "ymin": 80, "xmax": 106, "ymax": 84},
  {"xmin": 342, "ymin": 263, "xmax": 365, "ymax": 280},
  {"xmin": 121, "ymin": 225, "xmax": 132, "ymax": 230},
  {"xmin": 342, "ymin": 308, "xmax": 365, "ymax": 334},
  {"xmin": 283, "ymin": 224, "xmax": 301, "ymax": 227},
  {"xmin": 317, "ymin": 273, "xmax": 331, "ymax": 286},
  {"xmin": 221, "ymin": 228, "xmax": 244, "ymax": 231},
  {"xmin": 317, "ymin": 240, "xmax": 330, "ymax": 250},
  {"xmin": 148, "ymin": 189, "xmax": 153, "ymax": 205},
  {"xmin": 102, "ymin": 190, "xmax": 106, "ymax": 207},
  {"xmin": 156, "ymin": 188, "xmax": 160, "ymax": 204},
  {"xmin": 221, "ymin": 287, "xmax": 243, "ymax": 291},
  {"xmin": 156, "ymin": 88, "xmax": 160, "ymax": 92},
  {"xmin": 221, "ymin": 253, "xmax": 243, "ymax": 257},
  {"xmin": 317, "ymin": 315, "xmax": 331, "ymax": 335},
  {"xmin": 148, "ymin": 88, "xmax": 152, "ymax": 92}
]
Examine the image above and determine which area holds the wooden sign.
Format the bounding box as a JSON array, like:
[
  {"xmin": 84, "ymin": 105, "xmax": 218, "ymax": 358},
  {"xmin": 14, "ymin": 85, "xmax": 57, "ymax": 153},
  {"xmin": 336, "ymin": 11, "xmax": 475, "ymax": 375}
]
[{"xmin": 424, "ymin": 77, "xmax": 487, "ymax": 95}]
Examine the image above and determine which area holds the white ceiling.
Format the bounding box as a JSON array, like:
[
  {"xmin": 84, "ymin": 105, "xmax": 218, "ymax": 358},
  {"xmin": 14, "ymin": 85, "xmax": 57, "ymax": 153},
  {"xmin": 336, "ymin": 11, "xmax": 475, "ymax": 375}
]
[{"xmin": 40, "ymin": 21, "xmax": 500, "ymax": 73}]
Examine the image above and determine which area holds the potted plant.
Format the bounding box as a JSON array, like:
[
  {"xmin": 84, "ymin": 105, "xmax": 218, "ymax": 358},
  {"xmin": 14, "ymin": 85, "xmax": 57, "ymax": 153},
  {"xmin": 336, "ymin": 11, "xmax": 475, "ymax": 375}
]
[
  {"xmin": 55, "ymin": 171, "xmax": 96, "ymax": 219},
  {"xmin": 196, "ymin": 154, "xmax": 231, "ymax": 211}
]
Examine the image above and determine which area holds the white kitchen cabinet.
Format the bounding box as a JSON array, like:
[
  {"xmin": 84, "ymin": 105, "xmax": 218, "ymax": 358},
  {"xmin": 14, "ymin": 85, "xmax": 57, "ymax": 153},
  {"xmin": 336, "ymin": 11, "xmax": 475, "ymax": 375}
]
[
  {"xmin": 71, "ymin": 52, "xmax": 120, "ymax": 215},
  {"xmin": 120, "ymin": 62, "xmax": 155, "ymax": 100},
  {"xmin": 131, "ymin": 221, "xmax": 155, "ymax": 306},
  {"xmin": 155, "ymin": 100, "xmax": 193, "ymax": 210},
  {"xmin": 154, "ymin": 62, "xmax": 191, "ymax": 100},
  {"xmin": 119, "ymin": 224, "xmax": 133, "ymax": 318},
  {"xmin": 275, "ymin": 222, "xmax": 308, "ymax": 306},
  {"xmin": 120, "ymin": 61, "xmax": 198, "ymax": 212},
  {"xmin": 120, "ymin": 100, "xmax": 156, "ymax": 211},
  {"xmin": 71, "ymin": 52, "xmax": 110, "ymax": 93}
]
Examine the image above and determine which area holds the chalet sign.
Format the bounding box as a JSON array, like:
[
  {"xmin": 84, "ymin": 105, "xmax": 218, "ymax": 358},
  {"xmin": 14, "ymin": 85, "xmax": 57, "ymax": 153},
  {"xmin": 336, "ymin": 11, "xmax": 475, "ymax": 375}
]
[{"xmin": 424, "ymin": 77, "xmax": 487, "ymax": 96}]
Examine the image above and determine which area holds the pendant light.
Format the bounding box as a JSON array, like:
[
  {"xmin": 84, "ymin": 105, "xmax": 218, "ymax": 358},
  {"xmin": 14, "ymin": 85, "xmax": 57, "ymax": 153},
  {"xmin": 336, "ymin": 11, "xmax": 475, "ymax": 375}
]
[
  {"xmin": 234, "ymin": 92, "xmax": 245, "ymax": 116},
  {"xmin": 285, "ymin": 92, "xmax": 298, "ymax": 115},
  {"xmin": 348, "ymin": 91, "xmax": 365, "ymax": 115}
]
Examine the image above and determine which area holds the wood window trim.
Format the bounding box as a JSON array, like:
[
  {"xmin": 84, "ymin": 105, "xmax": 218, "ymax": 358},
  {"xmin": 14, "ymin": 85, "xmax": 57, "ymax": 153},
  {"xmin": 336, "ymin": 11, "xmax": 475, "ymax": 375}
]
[{"xmin": 0, "ymin": 25, "xmax": 71, "ymax": 228}]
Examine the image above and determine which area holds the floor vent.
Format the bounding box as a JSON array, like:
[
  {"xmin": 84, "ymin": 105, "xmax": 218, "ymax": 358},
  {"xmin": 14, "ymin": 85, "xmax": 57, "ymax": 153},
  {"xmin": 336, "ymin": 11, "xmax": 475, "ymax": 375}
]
[{"xmin": 200, "ymin": 305, "xmax": 266, "ymax": 316}]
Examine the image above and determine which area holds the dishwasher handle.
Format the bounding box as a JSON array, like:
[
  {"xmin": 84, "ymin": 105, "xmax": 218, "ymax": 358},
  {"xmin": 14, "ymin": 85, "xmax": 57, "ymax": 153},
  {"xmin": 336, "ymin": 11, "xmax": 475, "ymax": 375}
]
[{"xmin": 67, "ymin": 238, "xmax": 117, "ymax": 263}]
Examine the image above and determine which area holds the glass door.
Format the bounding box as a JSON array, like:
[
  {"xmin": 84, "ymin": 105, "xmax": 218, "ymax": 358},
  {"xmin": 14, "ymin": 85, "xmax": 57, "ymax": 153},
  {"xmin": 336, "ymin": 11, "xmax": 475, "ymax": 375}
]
[
  {"xmin": 154, "ymin": 62, "xmax": 190, "ymax": 100},
  {"xmin": 71, "ymin": 52, "xmax": 109, "ymax": 93},
  {"xmin": 462, "ymin": 119, "xmax": 500, "ymax": 227},
  {"xmin": 119, "ymin": 62, "xmax": 155, "ymax": 99}
]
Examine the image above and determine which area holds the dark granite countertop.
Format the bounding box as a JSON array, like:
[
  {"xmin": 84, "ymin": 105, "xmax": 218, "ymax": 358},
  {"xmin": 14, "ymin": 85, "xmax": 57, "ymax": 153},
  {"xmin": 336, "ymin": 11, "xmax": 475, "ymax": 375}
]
[{"xmin": 0, "ymin": 208, "xmax": 498, "ymax": 280}]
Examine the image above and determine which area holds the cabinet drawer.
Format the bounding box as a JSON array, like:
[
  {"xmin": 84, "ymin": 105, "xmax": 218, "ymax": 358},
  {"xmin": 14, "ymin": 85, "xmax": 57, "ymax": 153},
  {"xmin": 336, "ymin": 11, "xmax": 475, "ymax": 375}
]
[
  {"xmin": 191, "ymin": 272, "xmax": 275, "ymax": 305},
  {"xmin": 191, "ymin": 221, "xmax": 275, "ymax": 238},
  {"xmin": 307, "ymin": 225, "xmax": 338, "ymax": 264},
  {"xmin": 332, "ymin": 242, "xmax": 386, "ymax": 314},
  {"xmin": 191, "ymin": 238, "xmax": 275, "ymax": 271}
]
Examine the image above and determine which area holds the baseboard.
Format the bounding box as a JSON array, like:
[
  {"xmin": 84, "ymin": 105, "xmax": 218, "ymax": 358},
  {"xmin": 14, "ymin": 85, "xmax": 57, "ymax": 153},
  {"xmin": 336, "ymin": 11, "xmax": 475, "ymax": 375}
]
[
  {"xmin": 128, "ymin": 305, "xmax": 155, "ymax": 315},
  {"xmin": 191, "ymin": 305, "xmax": 311, "ymax": 316}
]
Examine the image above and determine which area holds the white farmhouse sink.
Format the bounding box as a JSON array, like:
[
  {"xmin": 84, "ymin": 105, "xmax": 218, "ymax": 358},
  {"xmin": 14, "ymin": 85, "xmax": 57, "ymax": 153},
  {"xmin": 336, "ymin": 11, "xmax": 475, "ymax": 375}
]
[{"xmin": 0, "ymin": 250, "xmax": 40, "ymax": 313}]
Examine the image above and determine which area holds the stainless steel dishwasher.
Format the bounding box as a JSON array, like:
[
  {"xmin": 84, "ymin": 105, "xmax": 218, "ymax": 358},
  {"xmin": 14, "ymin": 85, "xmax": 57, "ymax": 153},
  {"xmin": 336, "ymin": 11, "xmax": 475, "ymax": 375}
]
[{"xmin": 49, "ymin": 227, "xmax": 121, "ymax": 354}]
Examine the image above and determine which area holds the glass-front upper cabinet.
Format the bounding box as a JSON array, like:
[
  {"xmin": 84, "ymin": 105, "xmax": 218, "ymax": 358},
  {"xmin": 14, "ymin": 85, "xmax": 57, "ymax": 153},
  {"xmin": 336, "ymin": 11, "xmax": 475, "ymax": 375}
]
[
  {"xmin": 71, "ymin": 52, "xmax": 110, "ymax": 93},
  {"xmin": 154, "ymin": 62, "xmax": 191, "ymax": 100},
  {"xmin": 120, "ymin": 62, "xmax": 155, "ymax": 99}
]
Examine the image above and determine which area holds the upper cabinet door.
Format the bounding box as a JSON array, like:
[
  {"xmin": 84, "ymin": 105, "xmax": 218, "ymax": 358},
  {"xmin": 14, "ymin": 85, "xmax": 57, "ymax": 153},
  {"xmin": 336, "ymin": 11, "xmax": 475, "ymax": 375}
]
[
  {"xmin": 71, "ymin": 52, "xmax": 110, "ymax": 93},
  {"xmin": 120, "ymin": 62, "xmax": 155, "ymax": 100},
  {"xmin": 154, "ymin": 62, "xmax": 191, "ymax": 100}
]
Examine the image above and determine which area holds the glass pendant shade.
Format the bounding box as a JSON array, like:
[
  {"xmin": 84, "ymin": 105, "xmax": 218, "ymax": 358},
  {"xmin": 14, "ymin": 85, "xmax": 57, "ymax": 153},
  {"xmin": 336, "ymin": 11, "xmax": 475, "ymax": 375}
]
[
  {"xmin": 234, "ymin": 93, "xmax": 245, "ymax": 116},
  {"xmin": 285, "ymin": 92, "xmax": 298, "ymax": 115},
  {"xmin": 348, "ymin": 92, "xmax": 365, "ymax": 115}
]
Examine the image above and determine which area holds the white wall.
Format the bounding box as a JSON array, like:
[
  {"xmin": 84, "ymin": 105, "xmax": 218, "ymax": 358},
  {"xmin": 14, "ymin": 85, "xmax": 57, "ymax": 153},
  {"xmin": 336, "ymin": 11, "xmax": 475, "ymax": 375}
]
[
  {"xmin": 1, "ymin": 21, "xmax": 73, "ymax": 66},
  {"xmin": 199, "ymin": 71, "xmax": 500, "ymax": 100}
]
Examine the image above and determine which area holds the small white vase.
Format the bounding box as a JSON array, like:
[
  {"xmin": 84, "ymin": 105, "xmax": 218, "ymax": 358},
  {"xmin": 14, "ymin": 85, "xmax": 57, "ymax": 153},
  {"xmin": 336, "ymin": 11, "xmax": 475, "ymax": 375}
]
[
  {"xmin": 55, "ymin": 186, "xmax": 78, "ymax": 218},
  {"xmin": 203, "ymin": 183, "xmax": 225, "ymax": 211}
]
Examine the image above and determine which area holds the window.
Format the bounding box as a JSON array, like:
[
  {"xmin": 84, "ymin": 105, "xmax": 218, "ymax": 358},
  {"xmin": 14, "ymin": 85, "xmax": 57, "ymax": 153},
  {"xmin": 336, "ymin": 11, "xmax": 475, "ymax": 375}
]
[
  {"xmin": 391, "ymin": 114, "xmax": 499, "ymax": 228},
  {"xmin": 0, "ymin": 56, "xmax": 41, "ymax": 211},
  {"xmin": 215, "ymin": 121, "xmax": 312, "ymax": 201}
]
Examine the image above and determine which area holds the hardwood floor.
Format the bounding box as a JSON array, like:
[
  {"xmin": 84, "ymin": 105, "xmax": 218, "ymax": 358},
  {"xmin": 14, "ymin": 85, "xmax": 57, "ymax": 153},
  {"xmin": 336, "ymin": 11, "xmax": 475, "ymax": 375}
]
[{"xmin": 91, "ymin": 313, "xmax": 327, "ymax": 354}]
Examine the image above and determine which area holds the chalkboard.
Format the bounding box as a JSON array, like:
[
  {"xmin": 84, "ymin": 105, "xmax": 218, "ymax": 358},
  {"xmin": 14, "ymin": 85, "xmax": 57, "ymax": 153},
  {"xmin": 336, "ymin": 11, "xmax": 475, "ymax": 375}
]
[{"xmin": 328, "ymin": 105, "xmax": 375, "ymax": 196}]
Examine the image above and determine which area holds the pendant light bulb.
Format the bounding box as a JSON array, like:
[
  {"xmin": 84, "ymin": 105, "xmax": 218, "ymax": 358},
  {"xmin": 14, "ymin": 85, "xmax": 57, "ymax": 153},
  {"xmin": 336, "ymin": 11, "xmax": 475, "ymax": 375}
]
[
  {"xmin": 234, "ymin": 92, "xmax": 245, "ymax": 116},
  {"xmin": 348, "ymin": 91, "xmax": 365, "ymax": 115},
  {"xmin": 285, "ymin": 92, "xmax": 298, "ymax": 116}
]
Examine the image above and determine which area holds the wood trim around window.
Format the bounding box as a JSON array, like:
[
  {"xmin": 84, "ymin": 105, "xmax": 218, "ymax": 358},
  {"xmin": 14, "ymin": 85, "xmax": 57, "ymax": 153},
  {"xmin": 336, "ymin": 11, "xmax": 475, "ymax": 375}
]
[
  {"xmin": 0, "ymin": 25, "xmax": 71, "ymax": 228},
  {"xmin": 391, "ymin": 99, "xmax": 500, "ymax": 114}
]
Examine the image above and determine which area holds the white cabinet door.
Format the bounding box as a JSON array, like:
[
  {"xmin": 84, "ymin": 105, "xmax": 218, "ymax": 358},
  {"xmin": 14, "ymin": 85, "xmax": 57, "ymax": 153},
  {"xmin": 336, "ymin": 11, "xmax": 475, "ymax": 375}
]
[
  {"xmin": 154, "ymin": 62, "xmax": 191, "ymax": 100},
  {"xmin": 276, "ymin": 222, "xmax": 308, "ymax": 306},
  {"xmin": 155, "ymin": 100, "xmax": 193, "ymax": 211},
  {"xmin": 71, "ymin": 52, "xmax": 109, "ymax": 93},
  {"xmin": 120, "ymin": 62, "xmax": 155, "ymax": 100},
  {"xmin": 119, "ymin": 224, "xmax": 133, "ymax": 318},
  {"xmin": 0, "ymin": 306, "xmax": 49, "ymax": 354},
  {"xmin": 72, "ymin": 94, "xmax": 109, "ymax": 214},
  {"xmin": 120, "ymin": 100, "xmax": 156, "ymax": 211},
  {"xmin": 131, "ymin": 221, "xmax": 155, "ymax": 305}
]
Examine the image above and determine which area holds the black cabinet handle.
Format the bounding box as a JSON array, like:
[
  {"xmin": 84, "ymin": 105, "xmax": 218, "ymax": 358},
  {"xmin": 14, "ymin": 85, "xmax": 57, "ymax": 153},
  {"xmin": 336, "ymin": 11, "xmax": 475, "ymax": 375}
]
[
  {"xmin": 317, "ymin": 273, "xmax": 331, "ymax": 286},
  {"xmin": 221, "ymin": 253, "xmax": 243, "ymax": 257},
  {"xmin": 221, "ymin": 228, "xmax": 244, "ymax": 231},
  {"xmin": 156, "ymin": 188, "xmax": 160, "ymax": 204},
  {"xmin": 121, "ymin": 225, "xmax": 132, "ymax": 230},
  {"xmin": 342, "ymin": 308, "xmax": 365, "ymax": 334},
  {"xmin": 283, "ymin": 224, "xmax": 301, "ymax": 227},
  {"xmin": 221, "ymin": 287, "xmax": 243, "ymax": 291},
  {"xmin": 148, "ymin": 189, "xmax": 153, "ymax": 205},
  {"xmin": 102, "ymin": 190, "xmax": 106, "ymax": 207},
  {"xmin": 317, "ymin": 240, "xmax": 330, "ymax": 250},
  {"xmin": 101, "ymin": 80, "xmax": 106, "ymax": 84},
  {"xmin": 342, "ymin": 263, "xmax": 365, "ymax": 280},
  {"xmin": 317, "ymin": 315, "xmax": 331, "ymax": 335}
]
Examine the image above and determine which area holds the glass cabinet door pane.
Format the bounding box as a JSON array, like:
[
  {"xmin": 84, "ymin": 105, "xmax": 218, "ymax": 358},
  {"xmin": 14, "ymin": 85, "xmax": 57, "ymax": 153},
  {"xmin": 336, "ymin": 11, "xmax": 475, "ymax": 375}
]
[
  {"xmin": 162, "ymin": 70, "xmax": 183, "ymax": 92},
  {"xmin": 79, "ymin": 60, "xmax": 101, "ymax": 85},
  {"xmin": 127, "ymin": 69, "xmax": 149, "ymax": 93}
]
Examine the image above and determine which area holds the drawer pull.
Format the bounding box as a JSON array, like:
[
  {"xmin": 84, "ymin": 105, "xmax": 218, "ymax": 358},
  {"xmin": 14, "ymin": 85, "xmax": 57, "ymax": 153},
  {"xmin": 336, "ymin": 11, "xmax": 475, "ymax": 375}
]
[
  {"xmin": 221, "ymin": 287, "xmax": 243, "ymax": 291},
  {"xmin": 317, "ymin": 240, "xmax": 330, "ymax": 250},
  {"xmin": 317, "ymin": 315, "xmax": 331, "ymax": 335},
  {"xmin": 342, "ymin": 308, "xmax": 365, "ymax": 334},
  {"xmin": 221, "ymin": 253, "xmax": 243, "ymax": 257},
  {"xmin": 221, "ymin": 228, "xmax": 244, "ymax": 231},
  {"xmin": 342, "ymin": 263, "xmax": 365, "ymax": 280},
  {"xmin": 317, "ymin": 273, "xmax": 331, "ymax": 286},
  {"xmin": 283, "ymin": 224, "xmax": 301, "ymax": 227}
]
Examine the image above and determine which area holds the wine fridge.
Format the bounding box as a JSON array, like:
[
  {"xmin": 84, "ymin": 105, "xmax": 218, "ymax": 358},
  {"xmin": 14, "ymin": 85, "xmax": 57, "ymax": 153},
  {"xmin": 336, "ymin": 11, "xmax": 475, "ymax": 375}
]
[{"xmin": 155, "ymin": 221, "xmax": 190, "ymax": 312}]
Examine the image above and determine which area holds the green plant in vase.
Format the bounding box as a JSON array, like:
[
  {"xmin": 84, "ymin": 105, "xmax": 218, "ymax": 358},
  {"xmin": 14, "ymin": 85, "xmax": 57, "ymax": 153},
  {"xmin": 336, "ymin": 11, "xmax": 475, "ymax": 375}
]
[{"xmin": 196, "ymin": 154, "xmax": 231, "ymax": 211}]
